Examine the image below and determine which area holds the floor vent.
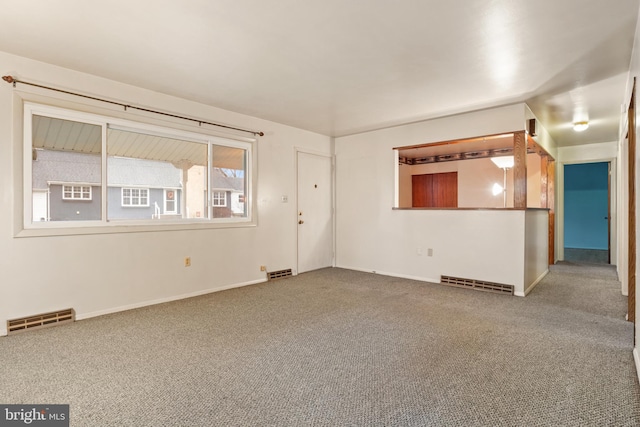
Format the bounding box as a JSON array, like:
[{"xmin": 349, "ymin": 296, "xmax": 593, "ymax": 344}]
[
  {"xmin": 440, "ymin": 276, "xmax": 514, "ymax": 295},
  {"xmin": 268, "ymin": 269, "xmax": 293, "ymax": 280},
  {"xmin": 7, "ymin": 308, "xmax": 75, "ymax": 335}
]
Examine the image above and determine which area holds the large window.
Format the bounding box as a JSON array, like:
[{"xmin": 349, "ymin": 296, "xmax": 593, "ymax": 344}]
[{"xmin": 24, "ymin": 103, "xmax": 253, "ymax": 230}]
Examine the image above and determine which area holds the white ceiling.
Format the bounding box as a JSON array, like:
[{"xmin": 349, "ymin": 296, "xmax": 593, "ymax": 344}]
[{"xmin": 1, "ymin": 1, "xmax": 638, "ymax": 146}]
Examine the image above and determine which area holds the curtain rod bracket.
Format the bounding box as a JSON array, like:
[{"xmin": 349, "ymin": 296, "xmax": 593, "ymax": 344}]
[
  {"xmin": 2, "ymin": 75, "xmax": 16, "ymax": 87},
  {"xmin": 2, "ymin": 75, "xmax": 265, "ymax": 137}
]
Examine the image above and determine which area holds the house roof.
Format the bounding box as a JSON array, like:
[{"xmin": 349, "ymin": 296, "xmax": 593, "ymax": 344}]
[
  {"xmin": 211, "ymin": 168, "xmax": 244, "ymax": 192},
  {"xmin": 108, "ymin": 157, "xmax": 182, "ymax": 188},
  {"xmin": 32, "ymin": 149, "xmax": 101, "ymax": 189},
  {"xmin": 33, "ymin": 149, "xmax": 182, "ymax": 189}
]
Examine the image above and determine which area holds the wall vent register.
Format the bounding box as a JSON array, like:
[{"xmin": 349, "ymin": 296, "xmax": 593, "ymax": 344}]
[
  {"xmin": 268, "ymin": 269, "xmax": 293, "ymax": 280},
  {"xmin": 7, "ymin": 308, "xmax": 75, "ymax": 335},
  {"xmin": 440, "ymin": 276, "xmax": 514, "ymax": 295}
]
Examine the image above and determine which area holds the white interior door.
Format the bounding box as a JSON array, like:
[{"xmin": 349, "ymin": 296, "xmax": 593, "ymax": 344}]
[{"xmin": 297, "ymin": 151, "xmax": 333, "ymax": 273}]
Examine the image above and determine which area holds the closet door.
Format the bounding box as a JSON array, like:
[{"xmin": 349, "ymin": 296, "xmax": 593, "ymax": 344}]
[{"xmin": 412, "ymin": 172, "xmax": 457, "ymax": 208}]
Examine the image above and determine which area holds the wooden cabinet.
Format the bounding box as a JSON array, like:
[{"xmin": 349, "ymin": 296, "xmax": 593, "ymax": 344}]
[{"xmin": 412, "ymin": 172, "xmax": 458, "ymax": 207}]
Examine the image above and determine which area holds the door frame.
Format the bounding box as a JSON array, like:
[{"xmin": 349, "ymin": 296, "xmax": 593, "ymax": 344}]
[
  {"xmin": 295, "ymin": 147, "xmax": 335, "ymax": 274},
  {"xmin": 557, "ymin": 159, "xmax": 618, "ymax": 265},
  {"xmin": 628, "ymin": 81, "xmax": 636, "ymax": 325}
]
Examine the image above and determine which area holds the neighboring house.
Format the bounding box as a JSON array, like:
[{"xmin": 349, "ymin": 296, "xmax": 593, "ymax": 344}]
[
  {"xmin": 32, "ymin": 149, "xmax": 101, "ymax": 222},
  {"xmin": 107, "ymin": 156, "xmax": 182, "ymax": 220},
  {"xmin": 211, "ymin": 168, "xmax": 245, "ymax": 218},
  {"xmin": 32, "ymin": 149, "xmax": 182, "ymax": 221}
]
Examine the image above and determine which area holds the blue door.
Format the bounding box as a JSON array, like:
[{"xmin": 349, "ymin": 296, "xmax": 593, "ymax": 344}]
[{"xmin": 564, "ymin": 162, "xmax": 609, "ymax": 263}]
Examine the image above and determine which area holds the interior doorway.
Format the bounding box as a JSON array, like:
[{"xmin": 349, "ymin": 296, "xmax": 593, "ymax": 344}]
[{"xmin": 563, "ymin": 162, "xmax": 610, "ymax": 264}]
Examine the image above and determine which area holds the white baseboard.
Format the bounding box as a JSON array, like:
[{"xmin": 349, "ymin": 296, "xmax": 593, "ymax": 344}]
[
  {"xmin": 335, "ymin": 264, "xmax": 440, "ymax": 285},
  {"xmin": 0, "ymin": 277, "xmax": 267, "ymax": 337},
  {"xmin": 74, "ymin": 278, "xmax": 267, "ymax": 322},
  {"xmin": 523, "ymin": 269, "xmax": 550, "ymax": 296},
  {"xmin": 634, "ymin": 348, "xmax": 640, "ymax": 386}
]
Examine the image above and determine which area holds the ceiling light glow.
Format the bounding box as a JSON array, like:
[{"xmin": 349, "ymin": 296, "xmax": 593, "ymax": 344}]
[
  {"xmin": 490, "ymin": 156, "xmax": 514, "ymax": 169},
  {"xmin": 573, "ymin": 121, "xmax": 589, "ymax": 132}
]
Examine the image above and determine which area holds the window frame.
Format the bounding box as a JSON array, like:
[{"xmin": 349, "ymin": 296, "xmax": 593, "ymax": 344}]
[{"xmin": 21, "ymin": 102, "xmax": 256, "ymax": 237}]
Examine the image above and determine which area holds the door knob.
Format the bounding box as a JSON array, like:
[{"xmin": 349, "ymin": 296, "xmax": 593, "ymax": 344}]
[{"xmin": 298, "ymin": 220, "xmax": 304, "ymax": 224}]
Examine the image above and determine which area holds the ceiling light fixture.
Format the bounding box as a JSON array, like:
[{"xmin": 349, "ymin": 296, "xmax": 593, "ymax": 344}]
[
  {"xmin": 573, "ymin": 121, "xmax": 589, "ymax": 132},
  {"xmin": 490, "ymin": 156, "xmax": 514, "ymax": 169}
]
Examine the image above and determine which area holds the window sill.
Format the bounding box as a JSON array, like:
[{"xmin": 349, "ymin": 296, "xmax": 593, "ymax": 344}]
[
  {"xmin": 16, "ymin": 218, "xmax": 256, "ymax": 238},
  {"xmin": 392, "ymin": 207, "xmax": 550, "ymax": 211}
]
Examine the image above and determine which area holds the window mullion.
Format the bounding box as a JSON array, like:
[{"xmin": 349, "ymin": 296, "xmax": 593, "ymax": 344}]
[
  {"xmin": 101, "ymin": 123, "xmax": 108, "ymax": 223},
  {"xmin": 207, "ymin": 142, "xmax": 212, "ymax": 220}
]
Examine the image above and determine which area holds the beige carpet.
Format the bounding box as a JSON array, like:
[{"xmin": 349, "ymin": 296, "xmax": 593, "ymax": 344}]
[{"xmin": 0, "ymin": 264, "xmax": 638, "ymax": 426}]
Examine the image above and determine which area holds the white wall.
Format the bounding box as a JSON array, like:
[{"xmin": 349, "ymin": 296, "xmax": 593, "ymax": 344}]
[
  {"xmin": 0, "ymin": 51, "xmax": 331, "ymax": 336},
  {"xmin": 524, "ymin": 209, "xmax": 550, "ymax": 295},
  {"xmin": 336, "ymin": 104, "xmax": 537, "ymax": 294},
  {"xmin": 618, "ymin": 136, "xmax": 629, "ymax": 295}
]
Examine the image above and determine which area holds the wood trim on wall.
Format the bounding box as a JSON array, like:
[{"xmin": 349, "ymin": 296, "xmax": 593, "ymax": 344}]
[
  {"xmin": 541, "ymin": 156, "xmax": 548, "ymax": 208},
  {"xmin": 547, "ymin": 159, "xmax": 556, "ymax": 265},
  {"xmin": 513, "ymin": 131, "xmax": 527, "ymax": 208},
  {"xmin": 608, "ymin": 162, "xmax": 612, "ymax": 264}
]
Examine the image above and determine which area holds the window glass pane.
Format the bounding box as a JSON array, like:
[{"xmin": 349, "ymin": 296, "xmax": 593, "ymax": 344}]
[
  {"xmin": 106, "ymin": 127, "xmax": 208, "ymax": 220},
  {"xmin": 27, "ymin": 105, "xmax": 253, "ymax": 229},
  {"xmin": 32, "ymin": 115, "xmax": 102, "ymax": 222},
  {"xmin": 212, "ymin": 144, "xmax": 246, "ymax": 218}
]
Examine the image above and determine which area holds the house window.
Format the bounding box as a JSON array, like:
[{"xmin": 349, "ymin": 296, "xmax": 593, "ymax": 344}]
[
  {"xmin": 122, "ymin": 188, "xmax": 149, "ymax": 207},
  {"xmin": 62, "ymin": 185, "xmax": 92, "ymax": 200},
  {"xmin": 24, "ymin": 103, "xmax": 254, "ymax": 232},
  {"xmin": 212, "ymin": 191, "xmax": 226, "ymax": 207}
]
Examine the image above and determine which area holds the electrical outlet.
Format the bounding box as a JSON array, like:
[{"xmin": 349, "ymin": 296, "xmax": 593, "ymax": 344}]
[
  {"xmin": 260, "ymin": 265, "xmax": 266, "ymax": 271},
  {"xmin": 427, "ymin": 248, "xmax": 433, "ymax": 257},
  {"xmin": 185, "ymin": 257, "xmax": 191, "ymax": 267}
]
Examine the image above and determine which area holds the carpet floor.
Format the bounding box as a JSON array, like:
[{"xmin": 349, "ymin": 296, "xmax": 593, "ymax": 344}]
[{"xmin": 0, "ymin": 264, "xmax": 638, "ymax": 426}]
